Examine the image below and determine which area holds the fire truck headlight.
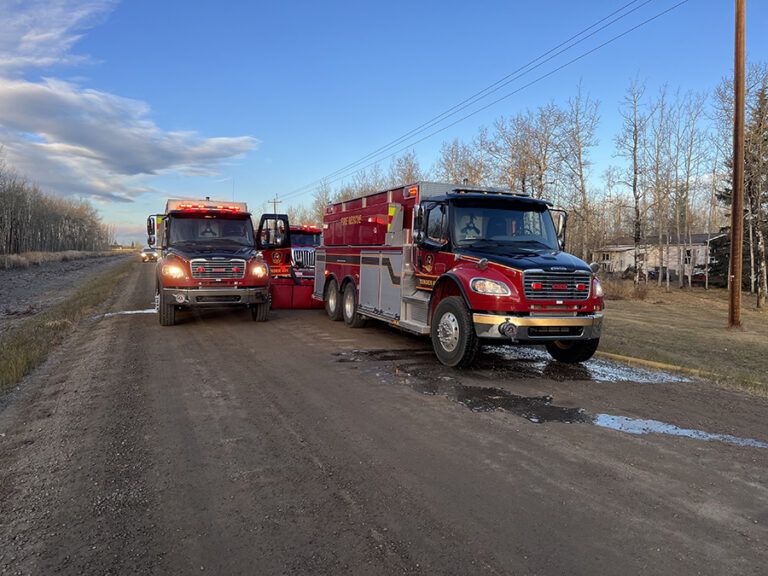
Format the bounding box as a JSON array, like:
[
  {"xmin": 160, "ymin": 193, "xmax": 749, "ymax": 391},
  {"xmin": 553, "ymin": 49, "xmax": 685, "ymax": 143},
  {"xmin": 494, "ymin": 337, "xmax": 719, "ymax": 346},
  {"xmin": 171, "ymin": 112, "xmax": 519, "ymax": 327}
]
[
  {"xmin": 252, "ymin": 263, "xmax": 268, "ymax": 278},
  {"xmin": 593, "ymin": 277, "xmax": 604, "ymax": 298},
  {"xmin": 162, "ymin": 264, "xmax": 185, "ymax": 279},
  {"xmin": 470, "ymin": 278, "xmax": 511, "ymax": 296}
]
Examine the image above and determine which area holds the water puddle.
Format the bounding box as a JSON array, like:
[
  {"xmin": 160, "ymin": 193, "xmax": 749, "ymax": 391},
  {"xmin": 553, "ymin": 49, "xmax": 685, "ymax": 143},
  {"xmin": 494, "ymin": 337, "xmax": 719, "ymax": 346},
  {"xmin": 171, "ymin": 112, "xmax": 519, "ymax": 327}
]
[
  {"xmin": 338, "ymin": 348, "xmax": 767, "ymax": 450},
  {"xmin": 95, "ymin": 308, "xmax": 156, "ymax": 319},
  {"xmin": 593, "ymin": 414, "xmax": 768, "ymax": 449}
]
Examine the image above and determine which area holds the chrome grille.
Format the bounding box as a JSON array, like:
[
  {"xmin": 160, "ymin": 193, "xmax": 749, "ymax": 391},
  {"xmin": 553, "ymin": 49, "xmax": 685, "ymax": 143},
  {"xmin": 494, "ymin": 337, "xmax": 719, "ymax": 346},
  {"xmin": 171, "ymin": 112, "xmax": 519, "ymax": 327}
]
[
  {"xmin": 291, "ymin": 248, "xmax": 315, "ymax": 269},
  {"xmin": 523, "ymin": 270, "xmax": 591, "ymax": 301},
  {"xmin": 190, "ymin": 258, "xmax": 246, "ymax": 279}
]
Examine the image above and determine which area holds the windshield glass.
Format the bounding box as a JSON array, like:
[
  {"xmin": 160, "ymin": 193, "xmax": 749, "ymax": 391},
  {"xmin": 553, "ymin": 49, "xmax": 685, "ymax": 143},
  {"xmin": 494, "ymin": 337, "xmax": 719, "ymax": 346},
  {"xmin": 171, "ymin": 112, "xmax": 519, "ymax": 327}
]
[
  {"xmin": 291, "ymin": 232, "xmax": 320, "ymax": 247},
  {"xmin": 169, "ymin": 215, "xmax": 255, "ymax": 247},
  {"xmin": 451, "ymin": 200, "xmax": 559, "ymax": 252}
]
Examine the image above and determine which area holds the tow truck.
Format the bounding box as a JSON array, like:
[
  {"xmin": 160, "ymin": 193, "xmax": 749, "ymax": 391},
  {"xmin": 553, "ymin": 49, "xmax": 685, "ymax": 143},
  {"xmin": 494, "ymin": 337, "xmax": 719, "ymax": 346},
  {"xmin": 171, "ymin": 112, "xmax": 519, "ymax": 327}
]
[
  {"xmin": 147, "ymin": 198, "xmax": 271, "ymax": 326},
  {"xmin": 256, "ymin": 215, "xmax": 322, "ymax": 309},
  {"xmin": 314, "ymin": 182, "xmax": 604, "ymax": 367}
]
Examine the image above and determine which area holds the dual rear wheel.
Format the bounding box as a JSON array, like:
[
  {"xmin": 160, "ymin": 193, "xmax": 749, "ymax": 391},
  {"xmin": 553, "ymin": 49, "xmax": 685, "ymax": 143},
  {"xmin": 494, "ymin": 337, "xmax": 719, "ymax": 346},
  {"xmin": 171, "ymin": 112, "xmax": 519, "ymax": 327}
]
[{"xmin": 324, "ymin": 278, "xmax": 366, "ymax": 328}]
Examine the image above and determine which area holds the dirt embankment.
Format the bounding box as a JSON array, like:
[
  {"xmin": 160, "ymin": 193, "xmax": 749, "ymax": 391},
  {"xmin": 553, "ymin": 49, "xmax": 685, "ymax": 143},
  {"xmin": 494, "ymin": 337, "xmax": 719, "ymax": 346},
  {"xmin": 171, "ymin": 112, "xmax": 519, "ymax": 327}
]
[{"xmin": 0, "ymin": 254, "xmax": 134, "ymax": 337}]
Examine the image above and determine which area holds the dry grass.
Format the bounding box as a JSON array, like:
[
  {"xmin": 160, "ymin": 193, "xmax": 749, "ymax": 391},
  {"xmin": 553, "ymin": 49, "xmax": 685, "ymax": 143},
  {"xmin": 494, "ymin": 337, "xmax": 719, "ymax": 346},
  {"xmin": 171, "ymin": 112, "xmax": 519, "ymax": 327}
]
[
  {"xmin": 0, "ymin": 259, "xmax": 137, "ymax": 391},
  {"xmin": 601, "ymin": 283, "xmax": 768, "ymax": 393},
  {"xmin": 0, "ymin": 250, "xmax": 117, "ymax": 270},
  {"xmin": 602, "ymin": 279, "xmax": 648, "ymax": 301}
]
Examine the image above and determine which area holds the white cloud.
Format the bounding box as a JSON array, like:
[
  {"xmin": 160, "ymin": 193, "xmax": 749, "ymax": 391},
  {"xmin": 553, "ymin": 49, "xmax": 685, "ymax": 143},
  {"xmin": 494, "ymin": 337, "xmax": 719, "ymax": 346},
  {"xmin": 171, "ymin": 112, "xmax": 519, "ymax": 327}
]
[
  {"xmin": 0, "ymin": 78, "xmax": 259, "ymax": 201},
  {"xmin": 0, "ymin": 0, "xmax": 115, "ymax": 73},
  {"xmin": 0, "ymin": 1, "xmax": 260, "ymax": 202}
]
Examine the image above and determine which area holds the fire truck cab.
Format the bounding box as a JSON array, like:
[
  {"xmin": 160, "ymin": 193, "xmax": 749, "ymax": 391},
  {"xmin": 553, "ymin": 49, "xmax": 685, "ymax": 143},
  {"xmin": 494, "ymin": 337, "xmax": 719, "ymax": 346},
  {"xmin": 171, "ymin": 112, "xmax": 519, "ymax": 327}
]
[
  {"xmin": 147, "ymin": 198, "xmax": 271, "ymax": 326},
  {"xmin": 314, "ymin": 182, "xmax": 604, "ymax": 367}
]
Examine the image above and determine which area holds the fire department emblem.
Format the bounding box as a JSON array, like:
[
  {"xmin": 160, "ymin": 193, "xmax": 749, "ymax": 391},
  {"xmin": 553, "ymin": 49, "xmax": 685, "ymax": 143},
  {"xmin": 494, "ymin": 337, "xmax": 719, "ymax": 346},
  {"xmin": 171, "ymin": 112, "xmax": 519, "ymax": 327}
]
[
  {"xmin": 424, "ymin": 253, "xmax": 434, "ymax": 273},
  {"xmin": 271, "ymin": 251, "xmax": 282, "ymax": 264}
]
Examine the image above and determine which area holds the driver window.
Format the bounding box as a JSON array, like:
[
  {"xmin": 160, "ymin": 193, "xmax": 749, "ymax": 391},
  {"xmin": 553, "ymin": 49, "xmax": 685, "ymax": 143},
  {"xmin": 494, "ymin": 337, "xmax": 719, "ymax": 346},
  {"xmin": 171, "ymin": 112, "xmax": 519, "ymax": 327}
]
[{"xmin": 426, "ymin": 206, "xmax": 448, "ymax": 244}]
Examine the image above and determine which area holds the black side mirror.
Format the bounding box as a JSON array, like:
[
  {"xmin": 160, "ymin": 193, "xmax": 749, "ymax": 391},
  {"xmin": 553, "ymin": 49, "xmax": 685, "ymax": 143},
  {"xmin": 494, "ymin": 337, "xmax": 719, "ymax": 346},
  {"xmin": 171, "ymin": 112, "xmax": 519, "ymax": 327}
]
[
  {"xmin": 147, "ymin": 234, "xmax": 156, "ymax": 247},
  {"xmin": 413, "ymin": 205, "xmax": 424, "ymax": 244},
  {"xmin": 257, "ymin": 213, "xmax": 291, "ymax": 249}
]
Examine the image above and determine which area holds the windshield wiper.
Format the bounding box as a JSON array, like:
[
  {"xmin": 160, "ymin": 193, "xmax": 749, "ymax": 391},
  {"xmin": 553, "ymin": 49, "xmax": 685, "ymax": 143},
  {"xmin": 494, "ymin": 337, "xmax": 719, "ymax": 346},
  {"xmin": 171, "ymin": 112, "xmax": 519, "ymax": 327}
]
[{"xmin": 507, "ymin": 239, "xmax": 555, "ymax": 249}]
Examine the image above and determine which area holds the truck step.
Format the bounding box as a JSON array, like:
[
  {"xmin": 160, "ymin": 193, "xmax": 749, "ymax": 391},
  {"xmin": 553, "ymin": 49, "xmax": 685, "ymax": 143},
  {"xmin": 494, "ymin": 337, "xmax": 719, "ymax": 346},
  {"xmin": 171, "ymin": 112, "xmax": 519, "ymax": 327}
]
[{"xmin": 397, "ymin": 319, "xmax": 430, "ymax": 335}]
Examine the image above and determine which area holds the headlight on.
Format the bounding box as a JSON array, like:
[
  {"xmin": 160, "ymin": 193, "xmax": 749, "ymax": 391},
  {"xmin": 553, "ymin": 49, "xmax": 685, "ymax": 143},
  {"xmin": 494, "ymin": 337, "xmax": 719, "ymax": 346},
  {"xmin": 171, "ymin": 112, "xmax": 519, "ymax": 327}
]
[
  {"xmin": 162, "ymin": 264, "xmax": 185, "ymax": 279},
  {"xmin": 593, "ymin": 277, "xmax": 604, "ymax": 298},
  {"xmin": 470, "ymin": 278, "xmax": 511, "ymax": 296},
  {"xmin": 251, "ymin": 262, "xmax": 268, "ymax": 278}
]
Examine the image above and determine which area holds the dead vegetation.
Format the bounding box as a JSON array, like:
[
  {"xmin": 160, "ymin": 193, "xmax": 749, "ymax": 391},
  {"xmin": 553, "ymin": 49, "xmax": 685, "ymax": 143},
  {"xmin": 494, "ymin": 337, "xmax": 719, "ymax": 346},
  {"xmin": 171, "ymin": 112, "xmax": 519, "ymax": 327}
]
[
  {"xmin": 601, "ymin": 283, "xmax": 768, "ymax": 393},
  {"xmin": 0, "ymin": 259, "xmax": 136, "ymax": 391},
  {"xmin": 0, "ymin": 250, "xmax": 116, "ymax": 270}
]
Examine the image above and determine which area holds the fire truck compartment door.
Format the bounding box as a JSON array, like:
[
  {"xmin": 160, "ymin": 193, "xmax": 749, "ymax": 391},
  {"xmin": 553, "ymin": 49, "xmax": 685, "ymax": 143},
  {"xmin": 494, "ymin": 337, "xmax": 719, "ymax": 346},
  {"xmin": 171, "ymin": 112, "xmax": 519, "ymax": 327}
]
[
  {"xmin": 313, "ymin": 249, "xmax": 326, "ymax": 300},
  {"xmin": 360, "ymin": 250, "xmax": 402, "ymax": 319}
]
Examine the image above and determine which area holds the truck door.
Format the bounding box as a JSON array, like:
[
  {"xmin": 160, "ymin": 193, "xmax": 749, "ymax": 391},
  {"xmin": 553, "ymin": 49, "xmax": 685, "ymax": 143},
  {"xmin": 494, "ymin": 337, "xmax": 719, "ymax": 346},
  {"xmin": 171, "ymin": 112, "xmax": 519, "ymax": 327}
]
[
  {"xmin": 414, "ymin": 203, "xmax": 450, "ymax": 291},
  {"xmin": 256, "ymin": 214, "xmax": 291, "ymax": 275}
]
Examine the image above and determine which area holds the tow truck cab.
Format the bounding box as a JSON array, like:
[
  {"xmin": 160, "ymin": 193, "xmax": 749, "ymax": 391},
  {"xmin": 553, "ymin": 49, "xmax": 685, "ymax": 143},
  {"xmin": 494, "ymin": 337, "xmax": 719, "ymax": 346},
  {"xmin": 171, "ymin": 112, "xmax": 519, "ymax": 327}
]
[
  {"xmin": 314, "ymin": 182, "xmax": 605, "ymax": 367},
  {"xmin": 147, "ymin": 198, "xmax": 271, "ymax": 326}
]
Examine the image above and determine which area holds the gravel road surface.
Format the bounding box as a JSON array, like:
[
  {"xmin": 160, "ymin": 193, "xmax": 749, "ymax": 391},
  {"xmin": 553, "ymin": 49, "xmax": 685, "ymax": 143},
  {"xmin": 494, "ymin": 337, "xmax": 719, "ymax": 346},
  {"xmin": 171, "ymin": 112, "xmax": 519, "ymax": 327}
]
[{"xmin": 0, "ymin": 262, "xmax": 766, "ymax": 575}]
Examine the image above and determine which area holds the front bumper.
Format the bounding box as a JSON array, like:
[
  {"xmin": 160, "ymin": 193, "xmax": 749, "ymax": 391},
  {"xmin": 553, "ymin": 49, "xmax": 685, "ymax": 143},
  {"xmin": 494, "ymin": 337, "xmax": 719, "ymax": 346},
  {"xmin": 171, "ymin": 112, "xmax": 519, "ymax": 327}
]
[
  {"xmin": 162, "ymin": 286, "xmax": 269, "ymax": 307},
  {"xmin": 473, "ymin": 313, "xmax": 603, "ymax": 342}
]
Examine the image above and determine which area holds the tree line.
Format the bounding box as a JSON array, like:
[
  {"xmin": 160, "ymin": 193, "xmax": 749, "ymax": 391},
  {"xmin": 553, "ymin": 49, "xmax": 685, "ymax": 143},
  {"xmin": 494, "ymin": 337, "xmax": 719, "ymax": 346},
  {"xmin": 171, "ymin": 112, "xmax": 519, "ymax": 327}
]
[
  {"xmin": 0, "ymin": 158, "xmax": 114, "ymax": 255},
  {"xmin": 285, "ymin": 64, "xmax": 767, "ymax": 304}
]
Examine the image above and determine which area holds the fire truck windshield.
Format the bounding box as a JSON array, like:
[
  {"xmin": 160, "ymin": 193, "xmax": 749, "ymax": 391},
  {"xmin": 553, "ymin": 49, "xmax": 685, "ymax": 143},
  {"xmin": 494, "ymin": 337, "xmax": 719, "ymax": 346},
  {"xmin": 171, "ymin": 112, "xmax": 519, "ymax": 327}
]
[
  {"xmin": 291, "ymin": 232, "xmax": 321, "ymax": 247},
  {"xmin": 451, "ymin": 201, "xmax": 559, "ymax": 252},
  {"xmin": 168, "ymin": 215, "xmax": 255, "ymax": 247}
]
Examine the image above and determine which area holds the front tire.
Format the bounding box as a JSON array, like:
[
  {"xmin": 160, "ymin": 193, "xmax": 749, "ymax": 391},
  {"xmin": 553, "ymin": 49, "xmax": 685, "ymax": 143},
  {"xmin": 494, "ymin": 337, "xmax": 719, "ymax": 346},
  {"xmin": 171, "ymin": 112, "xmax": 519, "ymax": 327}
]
[
  {"xmin": 251, "ymin": 300, "xmax": 270, "ymax": 322},
  {"xmin": 430, "ymin": 296, "xmax": 479, "ymax": 368},
  {"xmin": 342, "ymin": 283, "xmax": 367, "ymax": 328},
  {"xmin": 157, "ymin": 289, "xmax": 176, "ymax": 326},
  {"xmin": 324, "ymin": 278, "xmax": 343, "ymax": 321},
  {"xmin": 545, "ymin": 339, "xmax": 599, "ymax": 363}
]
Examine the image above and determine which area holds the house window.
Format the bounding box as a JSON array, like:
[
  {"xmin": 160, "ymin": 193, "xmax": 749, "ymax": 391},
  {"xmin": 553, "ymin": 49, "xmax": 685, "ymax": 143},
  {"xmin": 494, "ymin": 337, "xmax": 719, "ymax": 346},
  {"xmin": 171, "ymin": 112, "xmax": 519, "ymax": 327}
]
[
  {"xmin": 684, "ymin": 249, "xmax": 692, "ymax": 265},
  {"xmin": 601, "ymin": 253, "xmax": 610, "ymax": 261}
]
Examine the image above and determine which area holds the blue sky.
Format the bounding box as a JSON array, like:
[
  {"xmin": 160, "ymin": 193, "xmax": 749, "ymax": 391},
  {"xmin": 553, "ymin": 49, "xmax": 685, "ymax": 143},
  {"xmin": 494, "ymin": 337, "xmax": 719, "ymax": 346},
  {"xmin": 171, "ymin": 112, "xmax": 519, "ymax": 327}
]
[{"xmin": 0, "ymin": 0, "xmax": 766, "ymax": 243}]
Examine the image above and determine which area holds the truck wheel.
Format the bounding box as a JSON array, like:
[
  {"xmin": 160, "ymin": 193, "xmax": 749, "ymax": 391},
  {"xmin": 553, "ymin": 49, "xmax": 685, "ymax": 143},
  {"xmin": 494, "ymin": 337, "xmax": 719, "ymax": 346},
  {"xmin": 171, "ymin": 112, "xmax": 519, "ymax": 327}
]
[
  {"xmin": 431, "ymin": 296, "xmax": 479, "ymax": 368},
  {"xmin": 157, "ymin": 289, "xmax": 176, "ymax": 326},
  {"xmin": 324, "ymin": 278, "xmax": 343, "ymax": 321},
  {"xmin": 251, "ymin": 300, "xmax": 270, "ymax": 322},
  {"xmin": 545, "ymin": 339, "xmax": 599, "ymax": 363},
  {"xmin": 342, "ymin": 283, "xmax": 367, "ymax": 328}
]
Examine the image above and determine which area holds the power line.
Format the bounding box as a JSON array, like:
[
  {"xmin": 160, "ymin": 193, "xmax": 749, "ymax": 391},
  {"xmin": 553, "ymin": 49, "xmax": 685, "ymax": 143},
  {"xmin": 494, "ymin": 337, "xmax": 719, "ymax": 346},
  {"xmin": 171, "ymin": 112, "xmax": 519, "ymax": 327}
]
[
  {"xmin": 285, "ymin": 0, "xmax": 653, "ymax": 199},
  {"xmin": 284, "ymin": 0, "xmax": 690, "ymax": 200}
]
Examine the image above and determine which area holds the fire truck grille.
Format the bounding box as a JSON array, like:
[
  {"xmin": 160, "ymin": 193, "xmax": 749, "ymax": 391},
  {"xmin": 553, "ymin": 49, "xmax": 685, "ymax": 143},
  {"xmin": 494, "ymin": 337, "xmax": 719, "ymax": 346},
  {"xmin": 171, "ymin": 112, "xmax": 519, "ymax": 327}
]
[
  {"xmin": 190, "ymin": 258, "xmax": 246, "ymax": 279},
  {"xmin": 291, "ymin": 248, "xmax": 315, "ymax": 269},
  {"xmin": 523, "ymin": 271, "xmax": 591, "ymax": 301}
]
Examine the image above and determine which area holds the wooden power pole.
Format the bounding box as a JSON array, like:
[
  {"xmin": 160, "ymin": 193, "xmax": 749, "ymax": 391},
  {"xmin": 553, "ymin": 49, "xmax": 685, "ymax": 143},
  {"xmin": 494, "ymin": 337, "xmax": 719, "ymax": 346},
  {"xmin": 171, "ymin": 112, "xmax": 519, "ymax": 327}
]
[{"xmin": 729, "ymin": 0, "xmax": 746, "ymax": 328}]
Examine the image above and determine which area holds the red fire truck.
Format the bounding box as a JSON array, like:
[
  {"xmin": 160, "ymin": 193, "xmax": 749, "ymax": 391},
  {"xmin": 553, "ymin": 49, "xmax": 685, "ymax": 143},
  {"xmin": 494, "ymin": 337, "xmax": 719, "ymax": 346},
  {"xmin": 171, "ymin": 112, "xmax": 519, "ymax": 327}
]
[
  {"xmin": 255, "ymin": 215, "xmax": 323, "ymax": 309},
  {"xmin": 313, "ymin": 182, "xmax": 604, "ymax": 367},
  {"xmin": 147, "ymin": 198, "xmax": 271, "ymax": 326}
]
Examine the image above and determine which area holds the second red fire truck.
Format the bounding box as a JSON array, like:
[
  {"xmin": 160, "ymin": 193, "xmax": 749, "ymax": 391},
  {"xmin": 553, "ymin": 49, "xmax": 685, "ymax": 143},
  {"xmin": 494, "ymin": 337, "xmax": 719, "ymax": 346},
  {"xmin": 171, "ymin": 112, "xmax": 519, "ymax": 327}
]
[{"xmin": 313, "ymin": 182, "xmax": 604, "ymax": 367}]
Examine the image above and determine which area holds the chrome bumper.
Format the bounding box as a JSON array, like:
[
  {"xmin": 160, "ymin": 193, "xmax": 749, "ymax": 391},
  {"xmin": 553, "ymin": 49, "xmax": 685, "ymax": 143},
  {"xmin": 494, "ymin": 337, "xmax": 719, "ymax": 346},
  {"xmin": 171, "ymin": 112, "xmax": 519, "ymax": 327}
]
[
  {"xmin": 162, "ymin": 286, "xmax": 269, "ymax": 306},
  {"xmin": 473, "ymin": 313, "xmax": 603, "ymax": 342}
]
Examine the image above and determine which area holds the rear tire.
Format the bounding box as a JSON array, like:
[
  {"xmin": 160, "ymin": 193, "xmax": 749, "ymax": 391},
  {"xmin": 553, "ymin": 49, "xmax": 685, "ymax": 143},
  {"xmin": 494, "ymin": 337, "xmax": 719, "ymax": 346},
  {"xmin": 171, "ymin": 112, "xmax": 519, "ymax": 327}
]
[
  {"xmin": 545, "ymin": 339, "xmax": 599, "ymax": 363},
  {"xmin": 342, "ymin": 283, "xmax": 367, "ymax": 328},
  {"xmin": 324, "ymin": 278, "xmax": 343, "ymax": 321},
  {"xmin": 430, "ymin": 296, "xmax": 479, "ymax": 368},
  {"xmin": 251, "ymin": 299, "xmax": 270, "ymax": 322},
  {"xmin": 157, "ymin": 289, "xmax": 176, "ymax": 326}
]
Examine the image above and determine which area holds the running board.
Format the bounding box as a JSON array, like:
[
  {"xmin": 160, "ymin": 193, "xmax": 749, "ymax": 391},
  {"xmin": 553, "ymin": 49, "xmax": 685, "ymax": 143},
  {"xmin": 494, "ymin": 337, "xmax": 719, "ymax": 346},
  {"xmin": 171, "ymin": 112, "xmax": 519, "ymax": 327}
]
[{"xmin": 397, "ymin": 319, "xmax": 430, "ymax": 335}]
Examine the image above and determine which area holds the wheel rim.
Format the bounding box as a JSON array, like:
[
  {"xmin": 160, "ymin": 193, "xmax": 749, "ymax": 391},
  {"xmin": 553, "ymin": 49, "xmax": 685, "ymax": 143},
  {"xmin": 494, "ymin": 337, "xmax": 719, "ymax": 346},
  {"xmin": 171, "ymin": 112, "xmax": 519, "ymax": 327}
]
[
  {"xmin": 328, "ymin": 286, "xmax": 337, "ymax": 312},
  {"xmin": 437, "ymin": 312, "xmax": 460, "ymax": 352},
  {"xmin": 344, "ymin": 289, "xmax": 355, "ymax": 319}
]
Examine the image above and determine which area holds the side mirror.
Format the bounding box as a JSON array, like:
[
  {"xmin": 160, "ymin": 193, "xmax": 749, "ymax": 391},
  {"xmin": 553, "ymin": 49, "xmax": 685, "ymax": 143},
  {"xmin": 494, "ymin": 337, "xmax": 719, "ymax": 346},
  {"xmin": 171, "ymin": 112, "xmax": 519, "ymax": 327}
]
[
  {"xmin": 256, "ymin": 213, "xmax": 291, "ymax": 249},
  {"xmin": 146, "ymin": 216, "xmax": 155, "ymax": 236},
  {"xmin": 550, "ymin": 209, "xmax": 567, "ymax": 250},
  {"xmin": 147, "ymin": 234, "xmax": 156, "ymax": 247},
  {"xmin": 413, "ymin": 205, "xmax": 424, "ymax": 244}
]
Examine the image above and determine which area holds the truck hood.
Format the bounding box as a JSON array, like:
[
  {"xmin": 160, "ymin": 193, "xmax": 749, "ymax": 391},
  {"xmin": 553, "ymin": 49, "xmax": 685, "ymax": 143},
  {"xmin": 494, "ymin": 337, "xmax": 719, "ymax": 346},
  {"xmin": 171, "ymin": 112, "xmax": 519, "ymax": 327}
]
[
  {"xmin": 455, "ymin": 248, "xmax": 591, "ymax": 273},
  {"xmin": 165, "ymin": 245, "xmax": 258, "ymax": 260}
]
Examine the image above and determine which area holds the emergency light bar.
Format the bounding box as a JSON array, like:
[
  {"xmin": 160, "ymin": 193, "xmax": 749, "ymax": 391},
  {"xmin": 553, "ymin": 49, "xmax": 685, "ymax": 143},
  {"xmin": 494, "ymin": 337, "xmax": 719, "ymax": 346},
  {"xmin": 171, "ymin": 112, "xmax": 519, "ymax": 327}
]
[
  {"xmin": 166, "ymin": 199, "xmax": 248, "ymax": 213},
  {"xmin": 450, "ymin": 187, "xmax": 531, "ymax": 198}
]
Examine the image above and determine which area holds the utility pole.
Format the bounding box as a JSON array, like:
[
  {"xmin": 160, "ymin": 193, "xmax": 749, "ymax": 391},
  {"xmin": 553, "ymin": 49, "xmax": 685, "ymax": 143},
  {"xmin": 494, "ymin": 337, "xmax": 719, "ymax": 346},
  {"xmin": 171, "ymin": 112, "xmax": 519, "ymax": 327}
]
[
  {"xmin": 728, "ymin": 0, "xmax": 745, "ymax": 328},
  {"xmin": 270, "ymin": 194, "xmax": 281, "ymax": 214}
]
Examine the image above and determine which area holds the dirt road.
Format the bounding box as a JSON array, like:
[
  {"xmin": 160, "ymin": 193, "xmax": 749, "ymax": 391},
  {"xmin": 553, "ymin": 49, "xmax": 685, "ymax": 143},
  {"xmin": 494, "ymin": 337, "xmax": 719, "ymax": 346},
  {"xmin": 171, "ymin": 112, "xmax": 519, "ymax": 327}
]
[{"xmin": 1, "ymin": 263, "xmax": 766, "ymax": 575}]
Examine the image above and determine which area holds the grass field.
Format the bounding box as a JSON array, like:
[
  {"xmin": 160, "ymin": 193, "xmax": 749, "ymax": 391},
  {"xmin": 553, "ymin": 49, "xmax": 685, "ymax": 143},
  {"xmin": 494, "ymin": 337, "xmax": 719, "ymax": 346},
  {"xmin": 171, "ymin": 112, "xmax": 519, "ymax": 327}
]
[{"xmin": 601, "ymin": 282, "xmax": 768, "ymax": 393}]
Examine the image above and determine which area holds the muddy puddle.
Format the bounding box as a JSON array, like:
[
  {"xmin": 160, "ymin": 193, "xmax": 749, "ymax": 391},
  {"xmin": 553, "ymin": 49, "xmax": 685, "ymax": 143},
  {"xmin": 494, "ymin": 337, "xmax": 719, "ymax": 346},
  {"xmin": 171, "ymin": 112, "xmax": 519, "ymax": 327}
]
[{"xmin": 335, "ymin": 348, "xmax": 768, "ymax": 450}]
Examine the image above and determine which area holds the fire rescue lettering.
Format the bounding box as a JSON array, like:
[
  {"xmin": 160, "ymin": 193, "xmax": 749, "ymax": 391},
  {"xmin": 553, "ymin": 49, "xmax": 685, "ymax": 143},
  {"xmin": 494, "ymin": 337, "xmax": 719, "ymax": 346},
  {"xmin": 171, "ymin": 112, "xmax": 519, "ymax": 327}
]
[{"xmin": 340, "ymin": 215, "xmax": 362, "ymax": 226}]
